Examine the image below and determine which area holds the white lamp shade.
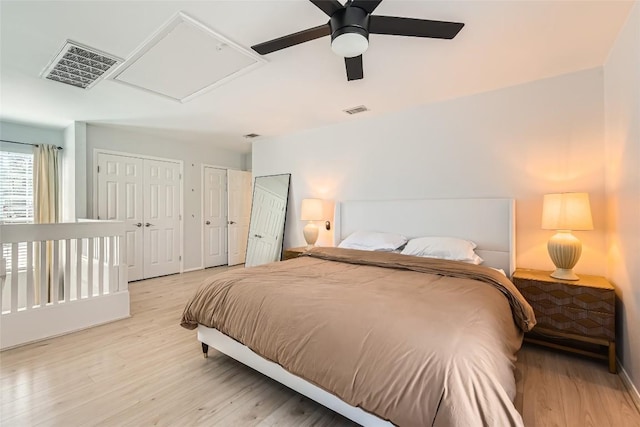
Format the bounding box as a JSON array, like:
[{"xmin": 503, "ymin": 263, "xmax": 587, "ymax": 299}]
[
  {"xmin": 301, "ymin": 198, "xmax": 323, "ymax": 221},
  {"xmin": 542, "ymin": 193, "xmax": 593, "ymax": 231},
  {"xmin": 331, "ymin": 32, "xmax": 369, "ymax": 58}
]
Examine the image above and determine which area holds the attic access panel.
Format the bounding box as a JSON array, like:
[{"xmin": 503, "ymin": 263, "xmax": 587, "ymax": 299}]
[{"xmin": 111, "ymin": 12, "xmax": 265, "ymax": 102}]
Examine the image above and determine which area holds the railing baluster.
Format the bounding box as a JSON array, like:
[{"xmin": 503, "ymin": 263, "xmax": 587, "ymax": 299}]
[
  {"xmin": 87, "ymin": 237, "xmax": 94, "ymax": 298},
  {"xmin": 0, "ymin": 224, "xmax": 127, "ymax": 305},
  {"xmin": 26, "ymin": 241, "xmax": 34, "ymax": 309},
  {"xmin": 76, "ymin": 238, "xmax": 83, "ymax": 301},
  {"xmin": 64, "ymin": 239, "xmax": 71, "ymax": 303},
  {"xmin": 118, "ymin": 234, "xmax": 127, "ymax": 292},
  {"xmin": 0, "ymin": 246, "xmax": 4, "ymax": 312},
  {"xmin": 108, "ymin": 236, "xmax": 115, "ymax": 294},
  {"xmin": 98, "ymin": 237, "xmax": 105, "ymax": 296},
  {"xmin": 0, "ymin": 222, "xmax": 129, "ymax": 349},
  {"xmin": 11, "ymin": 243, "xmax": 18, "ymax": 313},
  {"xmin": 39, "ymin": 242, "xmax": 47, "ymax": 307},
  {"xmin": 52, "ymin": 240, "xmax": 60, "ymax": 304}
]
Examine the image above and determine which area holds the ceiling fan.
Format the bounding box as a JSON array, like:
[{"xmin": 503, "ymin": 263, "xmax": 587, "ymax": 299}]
[{"xmin": 251, "ymin": 0, "xmax": 465, "ymax": 81}]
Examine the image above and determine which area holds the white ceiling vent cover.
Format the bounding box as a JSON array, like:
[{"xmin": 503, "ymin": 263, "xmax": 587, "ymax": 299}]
[
  {"xmin": 41, "ymin": 40, "xmax": 122, "ymax": 89},
  {"xmin": 111, "ymin": 12, "xmax": 266, "ymax": 103}
]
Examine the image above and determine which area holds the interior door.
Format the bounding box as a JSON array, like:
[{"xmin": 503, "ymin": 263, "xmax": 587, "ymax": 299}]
[
  {"xmin": 227, "ymin": 170, "xmax": 252, "ymax": 266},
  {"xmin": 245, "ymin": 184, "xmax": 287, "ymax": 267},
  {"xmin": 203, "ymin": 167, "xmax": 227, "ymax": 268},
  {"xmin": 97, "ymin": 153, "xmax": 144, "ymax": 281},
  {"xmin": 143, "ymin": 159, "xmax": 181, "ymax": 278}
]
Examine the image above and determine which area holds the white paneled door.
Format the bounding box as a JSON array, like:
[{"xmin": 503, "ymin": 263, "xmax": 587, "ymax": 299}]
[
  {"xmin": 227, "ymin": 170, "xmax": 252, "ymax": 266},
  {"xmin": 143, "ymin": 159, "xmax": 181, "ymax": 278},
  {"xmin": 97, "ymin": 153, "xmax": 181, "ymax": 281},
  {"xmin": 245, "ymin": 184, "xmax": 287, "ymax": 268},
  {"xmin": 203, "ymin": 167, "xmax": 227, "ymax": 268},
  {"xmin": 97, "ymin": 153, "xmax": 144, "ymax": 281}
]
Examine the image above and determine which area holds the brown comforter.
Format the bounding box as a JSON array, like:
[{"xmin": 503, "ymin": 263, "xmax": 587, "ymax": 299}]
[{"xmin": 181, "ymin": 247, "xmax": 536, "ymax": 427}]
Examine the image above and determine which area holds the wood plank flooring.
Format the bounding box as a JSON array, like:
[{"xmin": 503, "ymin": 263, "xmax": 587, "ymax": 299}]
[{"xmin": 1, "ymin": 267, "xmax": 639, "ymax": 426}]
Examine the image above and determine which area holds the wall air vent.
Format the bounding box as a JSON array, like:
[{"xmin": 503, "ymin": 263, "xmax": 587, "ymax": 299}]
[
  {"xmin": 41, "ymin": 40, "xmax": 123, "ymax": 89},
  {"xmin": 243, "ymin": 133, "xmax": 260, "ymax": 139},
  {"xmin": 343, "ymin": 105, "xmax": 369, "ymax": 115}
]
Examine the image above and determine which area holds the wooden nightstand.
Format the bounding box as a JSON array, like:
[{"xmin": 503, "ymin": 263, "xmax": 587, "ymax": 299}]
[
  {"xmin": 512, "ymin": 268, "xmax": 616, "ymax": 373},
  {"xmin": 282, "ymin": 247, "xmax": 308, "ymax": 260}
]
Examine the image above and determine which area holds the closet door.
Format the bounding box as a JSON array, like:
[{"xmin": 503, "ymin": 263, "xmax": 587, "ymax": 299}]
[
  {"xmin": 143, "ymin": 159, "xmax": 181, "ymax": 278},
  {"xmin": 227, "ymin": 170, "xmax": 252, "ymax": 266},
  {"xmin": 97, "ymin": 153, "xmax": 144, "ymax": 281},
  {"xmin": 203, "ymin": 167, "xmax": 227, "ymax": 268}
]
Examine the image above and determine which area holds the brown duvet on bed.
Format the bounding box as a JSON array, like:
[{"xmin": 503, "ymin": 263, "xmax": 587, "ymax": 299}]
[{"xmin": 181, "ymin": 247, "xmax": 536, "ymax": 427}]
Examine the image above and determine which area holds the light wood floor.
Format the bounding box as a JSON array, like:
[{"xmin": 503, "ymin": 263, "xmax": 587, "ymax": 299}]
[{"xmin": 1, "ymin": 267, "xmax": 639, "ymax": 426}]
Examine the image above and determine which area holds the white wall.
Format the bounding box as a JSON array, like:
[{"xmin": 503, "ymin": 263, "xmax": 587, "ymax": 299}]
[
  {"xmin": 85, "ymin": 124, "xmax": 246, "ymax": 271},
  {"xmin": 604, "ymin": 1, "xmax": 640, "ymax": 394},
  {"xmin": 253, "ymin": 68, "xmax": 608, "ymax": 275},
  {"xmin": 62, "ymin": 125, "xmax": 75, "ymax": 221},
  {"xmin": 62, "ymin": 122, "xmax": 87, "ymax": 221},
  {"xmin": 243, "ymin": 152, "xmax": 252, "ymax": 172},
  {"xmin": 0, "ymin": 120, "xmax": 64, "ymax": 148}
]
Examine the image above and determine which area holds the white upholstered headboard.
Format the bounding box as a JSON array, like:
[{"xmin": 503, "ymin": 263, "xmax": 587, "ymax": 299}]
[{"xmin": 333, "ymin": 198, "xmax": 516, "ymax": 276}]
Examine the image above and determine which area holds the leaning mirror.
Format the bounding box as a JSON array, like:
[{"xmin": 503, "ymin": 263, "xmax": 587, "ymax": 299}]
[{"xmin": 245, "ymin": 174, "xmax": 291, "ymax": 267}]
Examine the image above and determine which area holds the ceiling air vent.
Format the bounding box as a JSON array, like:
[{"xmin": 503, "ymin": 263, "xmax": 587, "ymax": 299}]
[
  {"xmin": 41, "ymin": 40, "xmax": 123, "ymax": 89},
  {"xmin": 243, "ymin": 133, "xmax": 261, "ymax": 139},
  {"xmin": 343, "ymin": 105, "xmax": 369, "ymax": 115}
]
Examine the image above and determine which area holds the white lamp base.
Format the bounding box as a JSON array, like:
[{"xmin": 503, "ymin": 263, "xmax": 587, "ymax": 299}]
[
  {"xmin": 548, "ymin": 231, "xmax": 582, "ymax": 281},
  {"xmin": 550, "ymin": 268, "xmax": 580, "ymax": 281},
  {"xmin": 303, "ymin": 222, "xmax": 319, "ymax": 248}
]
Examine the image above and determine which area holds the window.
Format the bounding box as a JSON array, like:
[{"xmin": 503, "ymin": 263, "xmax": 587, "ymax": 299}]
[{"xmin": 1, "ymin": 150, "xmax": 34, "ymax": 269}]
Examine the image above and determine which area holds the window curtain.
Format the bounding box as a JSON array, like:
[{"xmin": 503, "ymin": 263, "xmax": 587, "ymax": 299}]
[
  {"xmin": 34, "ymin": 144, "xmax": 60, "ymax": 224},
  {"xmin": 33, "ymin": 144, "xmax": 60, "ymax": 304}
]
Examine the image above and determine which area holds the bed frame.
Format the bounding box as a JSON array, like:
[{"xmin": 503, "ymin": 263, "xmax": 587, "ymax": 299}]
[{"xmin": 198, "ymin": 198, "xmax": 516, "ymax": 426}]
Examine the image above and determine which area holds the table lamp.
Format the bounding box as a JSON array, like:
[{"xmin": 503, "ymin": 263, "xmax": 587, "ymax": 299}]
[
  {"xmin": 301, "ymin": 198, "xmax": 323, "ymax": 248},
  {"xmin": 541, "ymin": 192, "xmax": 593, "ymax": 280}
]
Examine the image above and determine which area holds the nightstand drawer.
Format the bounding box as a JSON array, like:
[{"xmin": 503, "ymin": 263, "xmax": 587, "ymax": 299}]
[
  {"xmin": 533, "ymin": 306, "xmax": 614, "ymax": 340},
  {"xmin": 515, "ymin": 277, "xmax": 614, "ymax": 314}
]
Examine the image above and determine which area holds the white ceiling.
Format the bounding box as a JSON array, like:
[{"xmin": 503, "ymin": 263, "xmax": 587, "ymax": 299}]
[{"xmin": 0, "ymin": 1, "xmax": 634, "ymax": 153}]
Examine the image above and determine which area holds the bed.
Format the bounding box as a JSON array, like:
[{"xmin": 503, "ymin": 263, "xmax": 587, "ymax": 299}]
[{"xmin": 181, "ymin": 199, "xmax": 536, "ymax": 426}]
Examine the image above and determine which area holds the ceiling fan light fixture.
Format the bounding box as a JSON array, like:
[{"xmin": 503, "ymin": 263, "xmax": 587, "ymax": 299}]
[
  {"xmin": 331, "ymin": 31, "xmax": 369, "ymax": 58},
  {"xmin": 251, "ymin": 0, "xmax": 465, "ymax": 81}
]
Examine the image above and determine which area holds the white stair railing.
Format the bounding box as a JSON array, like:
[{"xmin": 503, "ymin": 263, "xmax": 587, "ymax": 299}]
[{"xmin": 0, "ymin": 221, "xmax": 129, "ymax": 349}]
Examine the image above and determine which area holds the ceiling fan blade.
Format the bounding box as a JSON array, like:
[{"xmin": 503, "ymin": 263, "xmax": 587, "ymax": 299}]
[
  {"xmin": 310, "ymin": 0, "xmax": 344, "ymax": 17},
  {"xmin": 369, "ymin": 15, "xmax": 464, "ymax": 39},
  {"xmin": 345, "ymin": 55, "xmax": 363, "ymax": 81},
  {"xmin": 252, "ymin": 24, "xmax": 331, "ymax": 55},
  {"xmin": 349, "ymin": 0, "xmax": 384, "ymax": 14}
]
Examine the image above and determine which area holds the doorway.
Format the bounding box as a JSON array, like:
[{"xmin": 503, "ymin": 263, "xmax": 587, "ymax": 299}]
[{"xmin": 202, "ymin": 166, "xmax": 252, "ymax": 268}]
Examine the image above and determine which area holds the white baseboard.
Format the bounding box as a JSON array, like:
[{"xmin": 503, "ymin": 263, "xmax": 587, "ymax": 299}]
[
  {"xmin": 618, "ymin": 358, "xmax": 640, "ymax": 413},
  {"xmin": 182, "ymin": 267, "xmax": 204, "ymax": 273}
]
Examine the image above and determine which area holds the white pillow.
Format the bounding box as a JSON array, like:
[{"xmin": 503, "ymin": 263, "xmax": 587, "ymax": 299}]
[
  {"xmin": 338, "ymin": 231, "xmax": 408, "ymax": 252},
  {"xmin": 400, "ymin": 236, "xmax": 478, "ymax": 262},
  {"xmin": 491, "ymin": 267, "xmax": 507, "ymax": 276},
  {"xmin": 466, "ymin": 253, "xmax": 484, "ymax": 265}
]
